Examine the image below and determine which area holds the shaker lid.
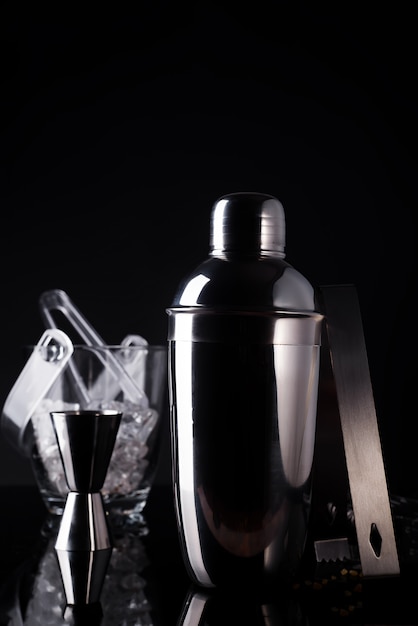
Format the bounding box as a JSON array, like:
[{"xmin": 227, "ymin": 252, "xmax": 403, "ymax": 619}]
[{"xmin": 210, "ymin": 192, "xmax": 286, "ymax": 257}]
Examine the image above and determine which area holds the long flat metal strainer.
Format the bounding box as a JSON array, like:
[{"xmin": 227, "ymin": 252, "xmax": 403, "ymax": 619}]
[{"xmin": 318, "ymin": 284, "xmax": 400, "ymax": 577}]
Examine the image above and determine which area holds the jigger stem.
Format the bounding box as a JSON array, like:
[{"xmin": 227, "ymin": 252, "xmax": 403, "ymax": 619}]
[{"xmin": 55, "ymin": 492, "xmax": 111, "ymax": 551}]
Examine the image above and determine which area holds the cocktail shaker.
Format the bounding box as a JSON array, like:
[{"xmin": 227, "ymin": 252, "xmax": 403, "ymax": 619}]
[{"xmin": 167, "ymin": 192, "xmax": 323, "ymax": 590}]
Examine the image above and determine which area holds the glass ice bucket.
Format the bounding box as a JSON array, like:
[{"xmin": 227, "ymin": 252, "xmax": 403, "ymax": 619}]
[{"xmin": 25, "ymin": 343, "xmax": 167, "ymax": 524}]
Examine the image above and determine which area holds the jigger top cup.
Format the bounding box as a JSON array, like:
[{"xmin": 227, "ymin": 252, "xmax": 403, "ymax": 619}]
[{"xmin": 50, "ymin": 409, "xmax": 122, "ymax": 493}]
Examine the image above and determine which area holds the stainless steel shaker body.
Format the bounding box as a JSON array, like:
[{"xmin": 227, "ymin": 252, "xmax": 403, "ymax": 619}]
[{"xmin": 167, "ymin": 193, "xmax": 323, "ymax": 590}]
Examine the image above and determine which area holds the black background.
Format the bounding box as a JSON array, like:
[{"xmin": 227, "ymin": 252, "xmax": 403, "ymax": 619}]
[{"xmin": 1, "ymin": 4, "xmax": 417, "ymax": 496}]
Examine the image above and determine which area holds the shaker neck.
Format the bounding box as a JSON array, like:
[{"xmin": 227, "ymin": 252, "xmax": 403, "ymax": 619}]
[{"xmin": 209, "ymin": 249, "xmax": 285, "ymax": 261}]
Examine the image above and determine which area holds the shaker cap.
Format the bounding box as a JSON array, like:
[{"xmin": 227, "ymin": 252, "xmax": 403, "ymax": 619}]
[{"xmin": 210, "ymin": 192, "xmax": 286, "ymax": 257}]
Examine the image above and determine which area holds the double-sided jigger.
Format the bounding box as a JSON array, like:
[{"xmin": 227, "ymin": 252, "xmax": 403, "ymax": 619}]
[{"xmin": 50, "ymin": 409, "xmax": 122, "ymax": 609}]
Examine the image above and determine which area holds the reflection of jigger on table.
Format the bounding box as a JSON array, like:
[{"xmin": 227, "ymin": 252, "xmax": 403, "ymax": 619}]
[{"xmin": 50, "ymin": 409, "xmax": 122, "ymax": 608}]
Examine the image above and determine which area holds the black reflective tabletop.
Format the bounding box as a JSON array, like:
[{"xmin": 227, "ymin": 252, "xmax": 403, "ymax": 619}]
[{"xmin": 0, "ymin": 484, "xmax": 417, "ymax": 625}]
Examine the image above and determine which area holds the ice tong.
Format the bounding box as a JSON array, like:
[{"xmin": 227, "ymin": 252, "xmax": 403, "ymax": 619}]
[
  {"xmin": 38, "ymin": 289, "xmax": 148, "ymax": 408},
  {"xmin": 1, "ymin": 329, "xmax": 74, "ymax": 453}
]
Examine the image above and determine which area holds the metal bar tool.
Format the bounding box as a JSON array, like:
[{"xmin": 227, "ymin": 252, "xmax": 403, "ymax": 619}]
[{"xmin": 318, "ymin": 284, "xmax": 400, "ymax": 577}]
